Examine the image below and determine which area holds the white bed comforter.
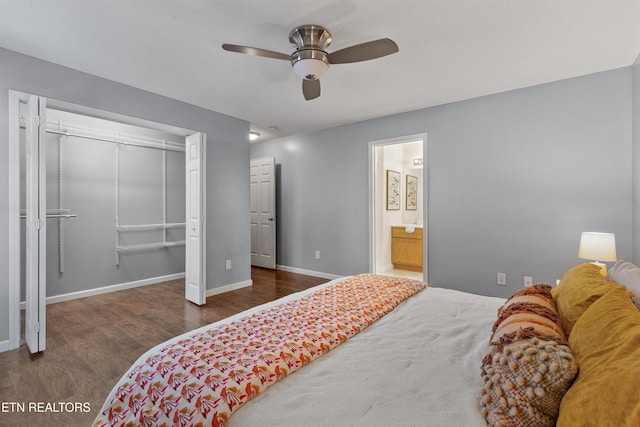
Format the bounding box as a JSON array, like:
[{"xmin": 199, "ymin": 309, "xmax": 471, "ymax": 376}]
[
  {"xmin": 228, "ymin": 284, "xmax": 504, "ymax": 427},
  {"xmin": 98, "ymin": 278, "xmax": 503, "ymax": 427}
]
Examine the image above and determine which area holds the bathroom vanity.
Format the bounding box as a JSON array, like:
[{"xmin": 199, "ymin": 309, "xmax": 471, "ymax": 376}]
[{"xmin": 391, "ymin": 226, "xmax": 423, "ymax": 272}]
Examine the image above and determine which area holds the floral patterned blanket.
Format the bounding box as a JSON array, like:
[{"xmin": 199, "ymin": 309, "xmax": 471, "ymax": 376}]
[{"xmin": 93, "ymin": 274, "xmax": 426, "ymax": 427}]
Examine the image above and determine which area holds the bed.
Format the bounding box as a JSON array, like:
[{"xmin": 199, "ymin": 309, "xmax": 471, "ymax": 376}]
[{"xmin": 93, "ymin": 263, "xmax": 640, "ymax": 427}]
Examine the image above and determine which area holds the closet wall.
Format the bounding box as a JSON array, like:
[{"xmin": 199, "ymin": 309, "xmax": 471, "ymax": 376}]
[{"xmin": 20, "ymin": 109, "xmax": 185, "ymax": 301}]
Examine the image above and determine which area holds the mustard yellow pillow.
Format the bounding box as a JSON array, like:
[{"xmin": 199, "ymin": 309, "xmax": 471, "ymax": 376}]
[
  {"xmin": 557, "ymin": 287, "xmax": 640, "ymax": 427},
  {"xmin": 551, "ymin": 263, "xmax": 622, "ymax": 336}
]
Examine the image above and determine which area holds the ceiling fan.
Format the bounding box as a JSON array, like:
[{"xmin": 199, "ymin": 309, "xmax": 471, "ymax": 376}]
[{"xmin": 222, "ymin": 25, "xmax": 399, "ymax": 101}]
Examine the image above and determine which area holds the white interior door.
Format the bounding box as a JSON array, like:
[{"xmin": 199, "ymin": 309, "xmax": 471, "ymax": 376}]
[
  {"xmin": 25, "ymin": 95, "xmax": 47, "ymax": 353},
  {"xmin": 185, "ymin": 133, "xmax": 206, "ymax": 304},
  {"xmin": 250, "ymin": 157, "xmax": 276, "ymax": 269}
]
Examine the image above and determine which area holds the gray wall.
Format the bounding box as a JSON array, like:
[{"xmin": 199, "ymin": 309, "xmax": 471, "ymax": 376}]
[
  {"xmin": 252, "ymin": 67, "xmax": 633, "ymax": 298},
  {"xmin": 0, "ymin": 47, "xmax": 251, "ymax": 344}
]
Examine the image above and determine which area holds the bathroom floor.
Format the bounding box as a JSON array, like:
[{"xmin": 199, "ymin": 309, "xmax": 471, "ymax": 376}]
[{"xmin": 378, "ymin": 269, "xmax": 424, "ymax": 282}]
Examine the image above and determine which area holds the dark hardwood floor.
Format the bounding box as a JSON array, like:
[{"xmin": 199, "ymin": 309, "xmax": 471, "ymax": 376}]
[{"xmin": 0, "ymin": 267, "xmax": 328, "ymax": 427}]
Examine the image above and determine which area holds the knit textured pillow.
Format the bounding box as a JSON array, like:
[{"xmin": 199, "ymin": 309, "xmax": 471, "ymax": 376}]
[
  {"xmin": 491, "ymin": 285, "xmax": 567, "ymax": 345},
  {"xmin": 480, "ymin": 285, "xmax": 578, "ymax": 427}
]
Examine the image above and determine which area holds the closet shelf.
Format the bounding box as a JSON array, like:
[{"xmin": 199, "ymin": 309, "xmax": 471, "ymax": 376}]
[
  {"xmin": 116, "ymin": 240, "xmax": 185, "ymax": 252},
  {"xmin": 116, "ymin": 223, "xmax": 185, "ymax": 232}
]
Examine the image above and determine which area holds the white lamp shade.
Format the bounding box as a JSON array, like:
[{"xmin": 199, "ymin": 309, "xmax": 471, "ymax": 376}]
[
  {"xmin": 292, "ymin": 58, "xmax": 329, "ymax": 80},
  {"xmin": 578, "ymin": 232, "xmax": 617, "ymax": 262}
]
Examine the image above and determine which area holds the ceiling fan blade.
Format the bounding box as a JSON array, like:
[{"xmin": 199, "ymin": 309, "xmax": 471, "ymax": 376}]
[
  {"xmin": 222, "ymin": 43, "xmax": 290, "ymax": 61},
  {"xmin": 302, "ymin": 79, "xmax": 321, "ymax": 101},
  {"xmin": 328, "ymin": 38, "xmax": 398, "ymax": 64}
]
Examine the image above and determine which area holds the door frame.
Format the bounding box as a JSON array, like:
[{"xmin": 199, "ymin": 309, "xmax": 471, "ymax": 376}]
[
  {"xmin": 7, "ymin": 91, "xmax": 207, "ymax": 350},
  {"xmin": 368, "ymin": 133, "xmax": 428, "ymax": 282}
]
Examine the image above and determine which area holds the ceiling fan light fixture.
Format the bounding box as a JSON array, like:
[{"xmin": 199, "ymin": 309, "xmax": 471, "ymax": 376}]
[
  {"xmin": 223, "ymin": 24, "xmax": 398, "ymax": 100},
  {"xmin": 293, "ymin": 58, "xmax": 329, "ymax": 80}
]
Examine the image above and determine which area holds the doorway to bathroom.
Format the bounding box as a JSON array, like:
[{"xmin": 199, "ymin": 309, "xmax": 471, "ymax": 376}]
[{"xmin": 369, "ymin": 134, "xmax": 427, "ymax": 282}]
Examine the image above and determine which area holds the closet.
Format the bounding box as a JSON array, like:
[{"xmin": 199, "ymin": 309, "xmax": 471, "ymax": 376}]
[{"xmin": 19, "ymin": 108, "xmax": 186, "ymax": 309}]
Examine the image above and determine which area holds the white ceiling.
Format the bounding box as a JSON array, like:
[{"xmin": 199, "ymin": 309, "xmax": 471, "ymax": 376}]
[{"xmin": 1, "ymin": 1, "xmax": 639, "ymax": 142}]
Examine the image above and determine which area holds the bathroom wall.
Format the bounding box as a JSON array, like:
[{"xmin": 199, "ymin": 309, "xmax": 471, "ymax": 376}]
[{"xmin": 401, "ymin": 141, "xmax": 424, "ymax": 226}]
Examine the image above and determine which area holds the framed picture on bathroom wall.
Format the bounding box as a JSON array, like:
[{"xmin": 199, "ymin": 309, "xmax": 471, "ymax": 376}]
[
  {"xmin": 406, "ymin": 174, "xmax": 418, "ymax": 210},
  {"xmin": 386, "ymin": 170, "xmax": 401, "ymax": 210}
]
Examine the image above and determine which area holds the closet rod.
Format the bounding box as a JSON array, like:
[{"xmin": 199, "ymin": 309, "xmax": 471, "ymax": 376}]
[
  {"xmin": 20, "ymin": 214, "xmax": 77, "ymax": 219},
  {"xmin": 19, "ymin": 115, "xmax": 185, "ymax": 152},
  {"xmin": 46, "ymin": 129, "xmax": 185, "ymax": 153}
]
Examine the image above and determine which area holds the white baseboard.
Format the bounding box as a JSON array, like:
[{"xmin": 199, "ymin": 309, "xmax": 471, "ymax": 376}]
[
  {"xmin": 377, "ymin": 264, "xmax": 395, "ymax": 273},
  {"xmin": 15, "ymin": 266, "xmax": 337, "ymax": 312},
  {"xmin": 20, "ymin": 272, "xmax": 186, "ymax": 309},
  {"xmin": 206, "ymin": 279, "xmax": 253, "ymax": 297},
  {"xmin": 0, "ymin": 340, "xmax": 10, "ymax": 353},
  {"xmin": 276, "ymin": 265, "xmax": 343, "ymax": 281}
]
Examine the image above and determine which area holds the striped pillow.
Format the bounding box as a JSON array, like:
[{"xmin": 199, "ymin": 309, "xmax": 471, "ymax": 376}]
[{"xmin": 490, "ymin": 284, "xmax": 567, "ymax": 347}]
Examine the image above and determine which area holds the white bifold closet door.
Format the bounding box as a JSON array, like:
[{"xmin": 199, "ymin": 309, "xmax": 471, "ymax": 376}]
[
  {"xmin": 185, "ymin": 133, "xmax": 206, "ymax": 305},
  {"xmin": 24, "ymin": 95, "xmax": 47, "ymax": 354}
]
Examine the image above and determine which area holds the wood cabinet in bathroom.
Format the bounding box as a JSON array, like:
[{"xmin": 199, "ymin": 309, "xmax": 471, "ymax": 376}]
[{"xmin": 391, "ymin": 226, "xmax": 423, "ymax": 272}]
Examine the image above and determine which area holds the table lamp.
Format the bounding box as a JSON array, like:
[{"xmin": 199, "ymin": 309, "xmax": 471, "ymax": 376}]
[{"xmin": 578, "ymin": 231, "xmax": 617, "ymax": 275}]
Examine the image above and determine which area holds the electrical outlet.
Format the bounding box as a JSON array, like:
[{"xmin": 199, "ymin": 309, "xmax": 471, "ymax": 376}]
[
  {"xmin": 497, "ymin": 272, "xmax": 506, "ymax": 286},
  {"xmin": 225, "ymin": 259, "xmax": 231, "ymax": 270},
  {"xmin": 524, "ymin": 276, "xmax": 533, "ymax": 288},
  {"xmin": 315, "ymin": 250, "xmax": 320, "ymax": 259}
]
